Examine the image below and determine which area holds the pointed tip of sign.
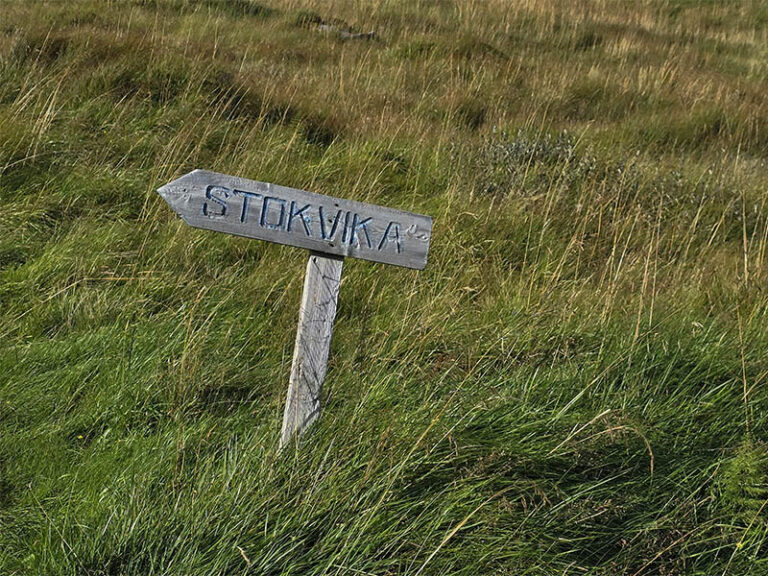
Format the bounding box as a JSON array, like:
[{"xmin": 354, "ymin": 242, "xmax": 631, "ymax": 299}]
[
  {"xmin": 156, "ymin": 179, "xmax": 187, "ymax": 211},
  {"xmin": 156, "ymin": 170, "xmax": 214, "ymax": 215},
  {"xmin": 157, "ymin": 171, "xmax": 190, "ymax": 195},
  {"xmin": 157, "ymin": 169, "xmax": 212, "ymax": 195},
  {"xmin": 156, "ymin": 184, "xmax": 180, "ymax": 206}
]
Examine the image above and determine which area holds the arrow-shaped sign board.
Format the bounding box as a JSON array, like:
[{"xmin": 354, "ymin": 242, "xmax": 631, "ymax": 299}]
[
  {"xmin": 158, "ymin": 170, "xmax": 432, "ymax": 270},
  {"xmin": 158, "ymin": 170, "xmax": 432, "ymax": 447}
]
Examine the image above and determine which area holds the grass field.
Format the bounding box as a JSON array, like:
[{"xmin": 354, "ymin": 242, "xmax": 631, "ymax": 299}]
[{"xmin": 1, "ymin": 0, "xmax": 768, "ymax": 574}]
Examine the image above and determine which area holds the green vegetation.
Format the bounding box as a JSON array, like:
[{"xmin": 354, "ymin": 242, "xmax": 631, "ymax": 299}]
[{"xmin": 1, "ymin": 0, "xmax": 767, "ymax": 573}]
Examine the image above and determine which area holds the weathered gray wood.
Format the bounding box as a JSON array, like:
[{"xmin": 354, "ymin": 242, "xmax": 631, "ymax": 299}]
[
  {"xmin": 280, "ymin": 252, "xmax": 343, "ymax": 448},
  {"xmin": 156, "ymin": 169, "xmax": 433, "ymax": 447},
  {"xmin": 157, "ymin": 169, "xmax": 432, "ymax": 270}
]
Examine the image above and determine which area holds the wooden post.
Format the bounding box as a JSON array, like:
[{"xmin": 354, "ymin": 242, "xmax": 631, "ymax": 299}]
[
  {"xmin": 280, "ymin": 252, "xmax": 343, "ymax": 448},
  {"xmin": 157, "ymin": 170, "xmax": 432, "ymax": 448}
]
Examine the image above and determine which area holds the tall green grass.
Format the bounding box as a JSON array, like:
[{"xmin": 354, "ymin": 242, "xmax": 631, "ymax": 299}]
[{"xmin": 1, "ymin": 0, "xmax": 767, "ymax": 573}]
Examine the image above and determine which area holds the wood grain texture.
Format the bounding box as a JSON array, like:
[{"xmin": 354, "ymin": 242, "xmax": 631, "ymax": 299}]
[
  {"xmin": 157, "ymin": 169, "xmax": 432, "ymax": 270},
  {"xmin": 280, "ymin": 252, "xmax": 343, "ymax": 448}
]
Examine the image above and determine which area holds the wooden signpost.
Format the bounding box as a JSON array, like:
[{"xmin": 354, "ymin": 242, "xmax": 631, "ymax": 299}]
[{"xmin": 157, "ymin": 170, "xmax": 432, "ymax": 447}]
